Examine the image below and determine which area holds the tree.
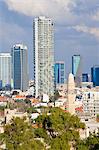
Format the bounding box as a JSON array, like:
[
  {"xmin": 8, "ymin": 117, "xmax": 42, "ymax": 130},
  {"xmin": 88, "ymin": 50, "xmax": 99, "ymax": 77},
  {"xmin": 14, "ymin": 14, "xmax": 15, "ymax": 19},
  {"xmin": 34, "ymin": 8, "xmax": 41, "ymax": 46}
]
[
  {"xmin": 0, "ymin": 117, "xmax": 45, "ymax": 150},
  {"xmin": 34, "ymin": 128, "xmax": 50, "ymax": 144},
  {"xmin": 96, "ymin": 114, "xmax": 99, "ymax": 122},
  {"xmin": 76, "ymin": 132, "xmax": 99, "ymax": 150},
  {"xmin": 26, "ymin": 106, "xmax": 38, "ymax": 114},
  {"xmin": 54, "ymin": 90, "xmax": 60, "ymax": 100},
  {"xmin": 49, "ymin": 90, "xmax": 60, "ymax": 103},
  {"xmin": 77, "ymin": 144, "xmax": 88, "ymax": 150},
  {"xmin": 24, "ymin": 99, "xmax": 31, "ymax": 105},
  {"xmin": 50, "ymin": 135, "xmax": 70, "ymax": 150},
  {"xmin": 86, "ymin": 132, "xmax": 99, "ymax": 150},
  {"xmin": 35, "ymin": 107, "xmax": 85, "ymax": 149}
]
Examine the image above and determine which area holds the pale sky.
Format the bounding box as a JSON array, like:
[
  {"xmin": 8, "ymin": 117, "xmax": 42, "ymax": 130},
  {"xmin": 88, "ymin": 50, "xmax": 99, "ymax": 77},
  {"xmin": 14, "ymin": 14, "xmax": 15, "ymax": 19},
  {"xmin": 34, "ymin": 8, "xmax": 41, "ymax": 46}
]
[{"xmin": 0, "ymin": 0, "xmax": 99, "ymax": 79}]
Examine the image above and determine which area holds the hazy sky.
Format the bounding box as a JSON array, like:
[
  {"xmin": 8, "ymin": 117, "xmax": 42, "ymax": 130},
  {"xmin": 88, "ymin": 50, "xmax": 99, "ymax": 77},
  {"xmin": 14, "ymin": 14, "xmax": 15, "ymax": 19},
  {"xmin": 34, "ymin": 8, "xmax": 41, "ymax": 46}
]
[{"xmin": 0, "ymin": 0, "xmax": 99, "ymax": 79}]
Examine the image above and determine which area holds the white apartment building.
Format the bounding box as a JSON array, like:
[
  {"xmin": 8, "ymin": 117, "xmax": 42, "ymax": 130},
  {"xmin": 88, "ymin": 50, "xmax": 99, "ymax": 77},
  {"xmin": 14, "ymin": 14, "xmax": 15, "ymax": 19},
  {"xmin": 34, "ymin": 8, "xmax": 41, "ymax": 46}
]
[
  {"xmin": 0, "ymin": 53, "xmax": 11, "ymax": 87},
  {"xmin": 33, "ymin": 16, "xmax": 54, "ymax": 98},
  {"xmin": 83, "ymin": 91, "xmax": 99, "ymax": 117}
]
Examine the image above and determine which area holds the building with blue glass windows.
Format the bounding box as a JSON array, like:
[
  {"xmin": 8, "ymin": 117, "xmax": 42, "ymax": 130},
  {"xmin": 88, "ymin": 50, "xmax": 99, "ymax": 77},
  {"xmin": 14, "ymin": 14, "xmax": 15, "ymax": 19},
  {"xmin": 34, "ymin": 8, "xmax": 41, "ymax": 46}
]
[
  {"xmin": 91, "ymin": 65, "xmax": 99, "ymax": 87},
  {"xmin": 72, "ymin": 55, "xmax": 82, "ymax": 87},
  {"xmin": 82, "ymin": 73, "xmax": 89, "ymax": 82},
  {"xmin": 11, "ymin": 44, "xmax": 29, "ymax": 91},
  {"xmin": 54, "ymin": 61, "xmax": 65, "ymax": 85}
]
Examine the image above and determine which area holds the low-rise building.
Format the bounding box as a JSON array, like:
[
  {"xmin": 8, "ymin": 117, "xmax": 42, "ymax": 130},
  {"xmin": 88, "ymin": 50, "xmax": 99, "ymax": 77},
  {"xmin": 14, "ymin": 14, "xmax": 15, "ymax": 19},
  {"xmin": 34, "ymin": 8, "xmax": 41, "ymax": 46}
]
[
  {"xmin": 4, "ymin": 109, "xmax": 28, "ymax": 124},
  {"xmin": 82, "ymin": 90, "xmax": 99, "ymax": 118}
]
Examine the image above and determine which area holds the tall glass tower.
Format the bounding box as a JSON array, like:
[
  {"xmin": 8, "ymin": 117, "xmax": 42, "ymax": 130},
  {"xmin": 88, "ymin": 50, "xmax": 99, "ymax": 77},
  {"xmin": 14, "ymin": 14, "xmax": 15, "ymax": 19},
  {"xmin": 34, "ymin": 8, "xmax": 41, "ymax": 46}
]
[
  {"xmin": 72, "ymin": 55, "xmax": 82, "ymax": 87},
  {"xmin": 33, "ymin": 16, "xmax": 54, "ymax": 98},
  {"xmin": 11, "ymin": 44, "xmax": 29, "ymax": 91},
  {"xmin": 0, "ymin": 53, "xmax": 11, "ymax": 88},
  {"xmin": 54, "ymin": 61, "xmax": 65, "ymax": 84},
  {"xmin": 91, "ymin": 65, "xmax": 99, "ymax": 87}
]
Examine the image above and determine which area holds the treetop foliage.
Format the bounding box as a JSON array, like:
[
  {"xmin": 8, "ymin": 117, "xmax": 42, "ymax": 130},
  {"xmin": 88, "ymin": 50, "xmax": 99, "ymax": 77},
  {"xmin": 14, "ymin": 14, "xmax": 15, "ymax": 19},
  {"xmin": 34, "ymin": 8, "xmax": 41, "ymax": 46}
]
[{"xmin": 0, "ymin": 107, "xmax": 98, "ymax": 150}]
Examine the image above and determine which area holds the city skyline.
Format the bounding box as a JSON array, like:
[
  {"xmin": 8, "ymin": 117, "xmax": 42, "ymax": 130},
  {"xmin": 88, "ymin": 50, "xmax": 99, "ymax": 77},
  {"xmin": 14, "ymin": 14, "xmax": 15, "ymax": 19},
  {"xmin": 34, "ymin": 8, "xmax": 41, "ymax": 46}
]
[{"xmin": 0, "ymin": 0, "xmax": 99, "ymax": 79}]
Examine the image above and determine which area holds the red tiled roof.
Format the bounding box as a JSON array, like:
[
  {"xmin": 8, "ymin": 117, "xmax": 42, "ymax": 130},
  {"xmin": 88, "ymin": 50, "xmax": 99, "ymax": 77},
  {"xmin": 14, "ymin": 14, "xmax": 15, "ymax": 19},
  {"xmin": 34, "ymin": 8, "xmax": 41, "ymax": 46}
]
[
  {"xmin": 75, "ymin": 106, "xmax": 83, "ymax": 112},
  {"xmin": 0, "ymin": 96, "xmax": 7, "ymax": 102},
  {"xmin": 15, "ymin": 95, "xmax": 26, "ymax": 99}
]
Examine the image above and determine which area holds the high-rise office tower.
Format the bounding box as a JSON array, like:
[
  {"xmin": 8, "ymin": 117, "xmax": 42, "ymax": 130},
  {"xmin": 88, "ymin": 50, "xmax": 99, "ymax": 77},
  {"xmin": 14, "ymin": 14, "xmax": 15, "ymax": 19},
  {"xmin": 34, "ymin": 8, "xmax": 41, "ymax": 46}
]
[
  {"xmin": 72, "ymin": 55, "xmax": 82, "ymax": 87},
  {"xmin": 91, "ymin": 65, "xmax": 99, "ymax": 87},
  {"xmin": 11, "ymin": 44, "xmax": 29, "ymax": 91},
  {"xmin": 0, "ymin": 53, "xmax": 11, "ymax": 88},
  {"xmin": 54, "ymin": 61, "xmax": 65, "ymax": 84},
  {"xmin": 33, "ymin": 16, "xmax": 54, "ymax": 98}
]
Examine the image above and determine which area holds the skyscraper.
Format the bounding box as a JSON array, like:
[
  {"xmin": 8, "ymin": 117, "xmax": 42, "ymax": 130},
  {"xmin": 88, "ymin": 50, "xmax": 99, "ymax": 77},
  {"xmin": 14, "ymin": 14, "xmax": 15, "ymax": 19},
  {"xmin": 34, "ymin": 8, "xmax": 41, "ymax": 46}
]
[
  {"xmin": 33, "ymin": 16, "xmax": 54, "ymax": 98},
  {"xmin": 72, "ymin": 55, "xmax": 82, "ymax": 87},
  {"xmin": 54, "ymin": 61, "xmax": 65, "ymax": 84},
  {"xmin": 91, "ymin": 65, "xmax": 99, "ymax": 87},
  {"xmin": 0, "ymin": 53, "xmax": 11, "ymax": 88},
  {"xmin": 11, "ymin": 44, "xmax": 29, "ymax": 91}
]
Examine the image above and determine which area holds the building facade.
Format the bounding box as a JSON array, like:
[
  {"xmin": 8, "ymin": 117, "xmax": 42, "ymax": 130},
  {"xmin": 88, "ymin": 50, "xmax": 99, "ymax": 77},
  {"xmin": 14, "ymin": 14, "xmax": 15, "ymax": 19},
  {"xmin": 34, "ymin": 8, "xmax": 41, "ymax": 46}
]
[
  {"xmin": 72, "ymin": 55, "xmax": 82, "ymax": 87},
  {"xmin": 54, "ymin": 61, "xmax": 65, "ymax": 85},
  {"xmin": 91, "ymin": 66, "xmax": 99, "ymax": 87},
  {"xmin": 83, "ymin": 91, "xmax": 99, "ymax": 117},
  {"xmin": 0, "ymin": 53, "xmax": 11, "ymax": 88},
  {"xmin": 82, "ymin": 73, "xmax": 89, "ymax": 82},
  {"xmin": 11, "ymin": 44, "xmax": 29, "ymax": 91},
  {"xmin": 33, "ymin": 16, "xmax": 54, "ymax": 98}
]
